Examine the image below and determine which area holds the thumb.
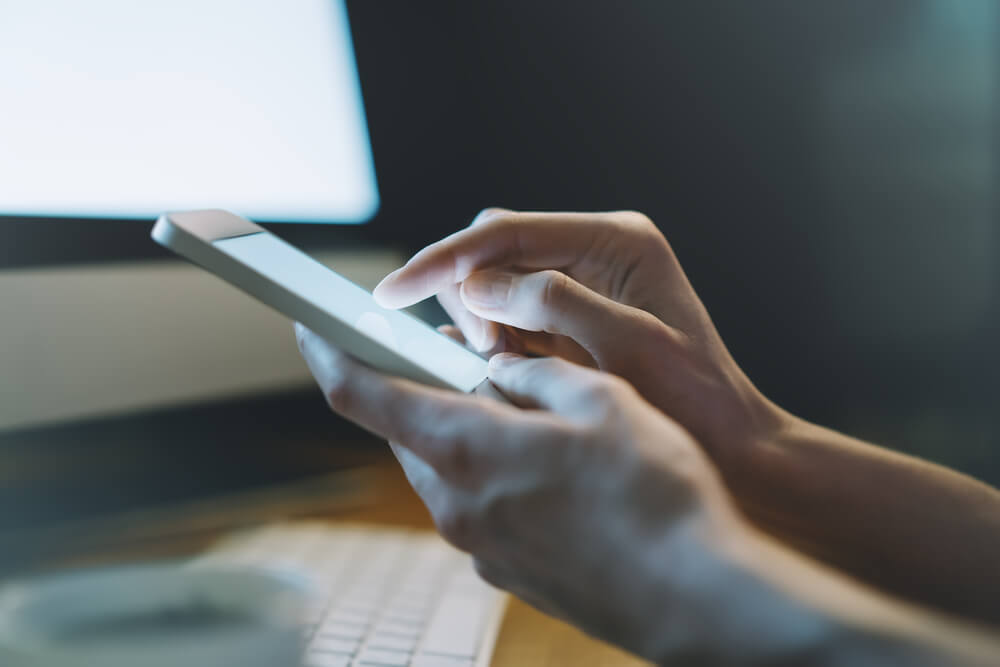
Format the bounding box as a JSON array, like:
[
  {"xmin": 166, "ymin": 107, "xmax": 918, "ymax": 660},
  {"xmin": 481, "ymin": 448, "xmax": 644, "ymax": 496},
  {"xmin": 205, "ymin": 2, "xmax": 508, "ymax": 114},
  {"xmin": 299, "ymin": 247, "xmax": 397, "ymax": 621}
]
[
  {"xmin": 487, "ymin": 353, "xmax": 612, "ymax": 415},
  {"xmin": 461, "ymin": 269, "xmax": 675, "ymax": 370}
]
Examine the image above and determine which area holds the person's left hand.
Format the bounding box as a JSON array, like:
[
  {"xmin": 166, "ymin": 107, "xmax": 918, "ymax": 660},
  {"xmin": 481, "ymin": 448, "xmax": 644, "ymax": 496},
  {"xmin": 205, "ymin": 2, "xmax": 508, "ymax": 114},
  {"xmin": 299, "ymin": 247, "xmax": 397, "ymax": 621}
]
[{"xmin": 294, "ymin": 323, "xmax": 747, "ymax": 660}]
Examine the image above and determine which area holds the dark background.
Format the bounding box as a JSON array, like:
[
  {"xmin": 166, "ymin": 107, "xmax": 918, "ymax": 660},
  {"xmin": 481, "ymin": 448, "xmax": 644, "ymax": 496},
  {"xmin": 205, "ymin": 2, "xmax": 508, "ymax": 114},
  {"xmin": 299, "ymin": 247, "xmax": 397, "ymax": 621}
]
[{"xmin": 3, "ymin": 1, "xmax": 998, "ymax": 528}]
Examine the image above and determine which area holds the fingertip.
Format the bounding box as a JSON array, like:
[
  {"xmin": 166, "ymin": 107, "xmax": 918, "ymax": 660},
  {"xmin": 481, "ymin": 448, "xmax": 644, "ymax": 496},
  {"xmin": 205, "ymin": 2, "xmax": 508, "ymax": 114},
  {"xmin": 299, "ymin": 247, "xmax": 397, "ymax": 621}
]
[
  {"xmin": 463, "ymin": 317, "xmax": 499, "ymax": 352},
  {"xmin": 296, "ymin": 324, "xmax": 341, "ymax": 362},
  {"xmin": 373, "ymin": 259, "xmax": 452, "ymax": 309},
  {"xmin": 372, "ymin": 270, "xmax": 404, "ymax": 308},
  {"xmin": 437, "ymin": 324, "xmax": 467, "ymax": 345},
  {"xmin": 371, "ymin": 291, "xmax": 393, "ymax": 309},
  {"xmin": 488, "ymin": 352, "xmax": 527, "ymax": 374},
  {"xmin": 293, "ymin": 321, "xmax": 312, "ymax": 348},
  {"xmin": 477, "ymin": 319, "xmax": 500, "ymax": 352}
]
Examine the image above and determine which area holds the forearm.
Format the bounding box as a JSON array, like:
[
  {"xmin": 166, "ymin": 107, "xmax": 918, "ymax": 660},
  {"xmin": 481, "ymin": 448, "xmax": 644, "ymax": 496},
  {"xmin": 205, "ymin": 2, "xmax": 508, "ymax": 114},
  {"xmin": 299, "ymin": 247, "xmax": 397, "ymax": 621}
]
[
  {"xmin": 725, "ymin": 411, "xmax": 1000, "ymax": 625},
  {"xmin": 649, "ymin": 519, "xmax": 1000, "ymax": 666}
]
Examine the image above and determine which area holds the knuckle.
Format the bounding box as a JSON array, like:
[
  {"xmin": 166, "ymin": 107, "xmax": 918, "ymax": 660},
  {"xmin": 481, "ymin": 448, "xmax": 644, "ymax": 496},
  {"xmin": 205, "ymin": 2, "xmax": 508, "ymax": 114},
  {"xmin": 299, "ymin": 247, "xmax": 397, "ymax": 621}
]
[
  {"xmin": 405, "ymin": 406, "xmax": 456, "ymax": 463},
  {"xmin": 643, "ymin": 322, "xmax": 690, "ymax": 366},
  {"xmin": 609, "ymin": 375, "xmax": 639, "ymax": 403},
  {"xmin": 321, "ymin": 369, "xmax": 354, "ymax": 414},
  {"xmin": 637, "ymin": 314, "xmax": 679, "ymax": 350},
  {"xmin": 473, "ymin": 207, "xmax": 513, "ymax": 227},
  {"xmin": 520, "ymin": 357, "xmax": 563, "ymax": 390},
  {"xmin": 404, "ymin": 427, "xmax": 439, "ymax": 464},
  {"xmin": 618, "ymin": 210, "xmax": 667, "ymax": 244},
  {"xmin": 608, "ymin": 371, "xmax": 640, "ymax": 398},
  {"xmin": 577, "ymin": 374, "xmax": 619, "ymax": 403},
  {"xmin": 620, "ymin": 209, "xmax": 654, "ymax": 230},
  {"xmin": 412, "ymin": 410, "xmax": 486, "ymax": 484},
  {"xmin": 537, "ymin": 269, "xmax": 569, "ymax": 309},
  {"xmin": 573, "ymin": 373, "xmax": 633, "ymax": 417},
  {"xmin": 441, "ymin": 433, "xmax": 477, "ymax": 480}
]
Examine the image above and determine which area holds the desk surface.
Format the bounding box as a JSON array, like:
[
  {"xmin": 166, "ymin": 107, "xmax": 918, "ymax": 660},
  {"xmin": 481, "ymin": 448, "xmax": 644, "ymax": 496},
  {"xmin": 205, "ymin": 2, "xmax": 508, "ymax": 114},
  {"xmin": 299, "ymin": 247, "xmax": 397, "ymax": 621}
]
[{"xmin": 37, "ymin": 457, "xmax": 648, "ymax": 666}]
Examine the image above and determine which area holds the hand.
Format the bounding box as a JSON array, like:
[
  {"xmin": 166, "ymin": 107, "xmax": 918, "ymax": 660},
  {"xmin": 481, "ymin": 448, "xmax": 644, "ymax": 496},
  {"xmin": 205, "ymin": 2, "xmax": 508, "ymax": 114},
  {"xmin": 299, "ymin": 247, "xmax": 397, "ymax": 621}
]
[
  {"xmin": 371, "ymin": 210, "xmax": 1000, "ymax": 630},
  {"xmin": 373, "ymin": 208, "xmax": 780, "ymax": 474},
  {"xmin": 295, "ymin": 323, "xmax": 744, "ymax": 660},
  {"xmin": 295, "ymin": 326, "xmax": 1000, "ymax": 665}
]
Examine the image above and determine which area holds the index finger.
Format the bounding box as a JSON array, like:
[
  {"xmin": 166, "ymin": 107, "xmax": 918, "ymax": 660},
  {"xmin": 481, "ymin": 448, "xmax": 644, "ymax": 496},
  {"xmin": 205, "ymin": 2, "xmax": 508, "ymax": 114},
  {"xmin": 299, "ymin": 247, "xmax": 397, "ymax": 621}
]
[
  {"xmin": 372, "ymin": 209, "xmax": 621, "ymax": 309},
  {"xmin": 296, "ymin": 323, "xmax": 531, "ymax": 479}
]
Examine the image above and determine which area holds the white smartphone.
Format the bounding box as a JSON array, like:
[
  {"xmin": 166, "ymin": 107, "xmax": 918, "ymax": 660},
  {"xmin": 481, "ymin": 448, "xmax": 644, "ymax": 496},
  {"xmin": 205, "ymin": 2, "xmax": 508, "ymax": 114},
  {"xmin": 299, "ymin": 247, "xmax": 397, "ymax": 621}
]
[{"xmin": 151, "ymin": 209, "xmax": 488, "ymax": 392}]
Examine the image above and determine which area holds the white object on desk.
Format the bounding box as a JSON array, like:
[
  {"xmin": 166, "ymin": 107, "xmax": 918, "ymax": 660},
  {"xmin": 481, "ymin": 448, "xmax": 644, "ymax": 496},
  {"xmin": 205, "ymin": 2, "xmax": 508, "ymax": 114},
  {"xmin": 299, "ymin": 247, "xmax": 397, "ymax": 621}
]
[
  {"xmin": 0, "ymin": 564, "xmax": 307, "ymax": 667},
  {"xmin": 194, "ymin": 522, "xmax": 508, "ymax": 667}
]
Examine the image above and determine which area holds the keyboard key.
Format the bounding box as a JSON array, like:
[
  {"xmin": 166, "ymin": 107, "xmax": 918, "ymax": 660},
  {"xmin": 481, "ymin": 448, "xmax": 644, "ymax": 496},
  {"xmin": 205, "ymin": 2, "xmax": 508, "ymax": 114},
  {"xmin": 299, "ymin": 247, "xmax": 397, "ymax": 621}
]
[
  {"xmin": 340, "ymin": 605, "xmax": 381, "ymax": 621},
  {"xmin": 419, "ymin": 594, "xmax": 487, "ymax": 658},
  {"xmin": 316, "ymin": 624, "xmax": 367, "ymax": 641},
  {"xmin": 326, "ymin": 609, "xmax": 374, "ymax": 626},
  {"xmin": 357, "ymin": 648, "xmax": 412, "ymax": 666},
  {"xmin": 310, "ymin": 636, "xmax": 361, "ymax": 654},
  {"xmin": 374, "ymin": 620, "xmax": 422, "ymax": 637},
  {"xmin": 305, "ymin": 652, "xmax": 352, "ymax": 667},
  {"xmin": 380, "ymin": 612, "xmax": 424, "ymax": 626},
  {"xmin": 410, "ymin": 658, "xmax": 474, "ymax": 667},
  {"xmin": 367, "ymin": 633, "xmax": 419, "ymax": 652},
  {"xmin": 193, "ymin": 523, "xmax": 505, "ymax": 667}
]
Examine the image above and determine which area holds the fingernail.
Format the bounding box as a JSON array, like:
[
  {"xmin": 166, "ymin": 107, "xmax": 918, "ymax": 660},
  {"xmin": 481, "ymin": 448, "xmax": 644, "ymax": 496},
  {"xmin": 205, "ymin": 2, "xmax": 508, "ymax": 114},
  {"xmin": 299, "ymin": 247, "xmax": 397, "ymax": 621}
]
[
  {"xmin": 466, "ymin": 317, "xmax": 485, "ymax": 351},
  {"xmin": 372, "ymin": 269, "xmax": 403, "ymax": 305},
  {"xmin": 379, "ymin": 266, "xmax": 404, "ymax": 285},
  {"xmin": 470, "ymin": 318, "xmax": 500, "ymax": 352},
  {"xmin": 488, "ymin": 352, "xmax": 524, "ymax": 370},
  {"xmin": 480, "ymin": 320, "xmax": 499, "ymax": 351},
  {"xmin": 462, "ymin": 271, "xmax": 513, "ymax": 308}
]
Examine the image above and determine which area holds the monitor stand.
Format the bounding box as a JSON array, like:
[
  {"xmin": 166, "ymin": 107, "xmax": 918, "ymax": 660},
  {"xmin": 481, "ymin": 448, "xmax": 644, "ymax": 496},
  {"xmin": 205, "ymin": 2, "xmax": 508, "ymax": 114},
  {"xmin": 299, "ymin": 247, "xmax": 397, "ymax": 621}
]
[{"xmin": 0, "ymin": 246, "xmax": 407, "ymax": 431}]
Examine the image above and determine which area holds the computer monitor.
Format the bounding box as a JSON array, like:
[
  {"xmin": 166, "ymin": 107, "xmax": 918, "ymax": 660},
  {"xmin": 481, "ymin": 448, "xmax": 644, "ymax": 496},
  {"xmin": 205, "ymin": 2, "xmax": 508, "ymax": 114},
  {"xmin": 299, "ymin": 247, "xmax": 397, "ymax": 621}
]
[
  {"xmin": 0, "ymin": 0, "xmax": 378, "ymax": 223},
  {"xmin": 0, "ymin": 0, "xmax": 397, "ymax": 433},
  {"xmin": 0, "ymin": 1, "xmax": 400, "ymax": 551}
]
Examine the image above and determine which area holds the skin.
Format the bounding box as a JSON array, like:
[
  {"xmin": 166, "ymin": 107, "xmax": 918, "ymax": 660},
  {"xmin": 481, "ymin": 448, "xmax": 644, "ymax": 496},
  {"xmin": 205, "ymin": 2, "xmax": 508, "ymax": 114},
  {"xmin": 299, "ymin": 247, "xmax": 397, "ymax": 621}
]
[
  {"xmin": 371, "ymin": 208, "xmax": 1000, "ymax": 627},
  {"xmin": 296, "ymin": 326, "xmax": 1000, "ymax": 665}
]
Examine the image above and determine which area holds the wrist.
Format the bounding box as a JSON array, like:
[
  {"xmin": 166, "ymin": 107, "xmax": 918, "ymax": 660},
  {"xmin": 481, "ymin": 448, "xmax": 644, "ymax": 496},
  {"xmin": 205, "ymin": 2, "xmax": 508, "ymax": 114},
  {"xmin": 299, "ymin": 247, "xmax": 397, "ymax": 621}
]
[
  {"xmin": 719, "ymin": 405, "xmax": 842, "ymax": 548},
  {"xmin": 644, "ymin": 513, "xmax": 840, "ymax": 665},
  {"xmin": 705, "ymin": 379, "xmax": 793, "ymax": 495},
  {"xmin": 650, "ymin": 515, "xmax": 958, "ymax": 666}
]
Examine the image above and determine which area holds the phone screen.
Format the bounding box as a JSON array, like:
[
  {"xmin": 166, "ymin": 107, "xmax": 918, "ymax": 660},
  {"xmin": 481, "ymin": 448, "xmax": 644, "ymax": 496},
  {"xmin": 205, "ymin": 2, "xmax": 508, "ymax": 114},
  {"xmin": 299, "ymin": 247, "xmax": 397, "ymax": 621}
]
[{"xmin": 213, "ymin": 232, "xmax": 488, "ymax": 392}]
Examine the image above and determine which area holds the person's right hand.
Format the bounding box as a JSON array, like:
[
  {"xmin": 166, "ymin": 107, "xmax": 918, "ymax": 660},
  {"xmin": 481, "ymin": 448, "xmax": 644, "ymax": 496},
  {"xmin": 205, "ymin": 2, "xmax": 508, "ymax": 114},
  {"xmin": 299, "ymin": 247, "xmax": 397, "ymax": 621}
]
[
  {"xmin": 374, "ymin": 208, "xmax": 1000, "ymax": 633},
  {"xmin": 373, "ymin": 208, "xmax": 781, "ymax": 474}
]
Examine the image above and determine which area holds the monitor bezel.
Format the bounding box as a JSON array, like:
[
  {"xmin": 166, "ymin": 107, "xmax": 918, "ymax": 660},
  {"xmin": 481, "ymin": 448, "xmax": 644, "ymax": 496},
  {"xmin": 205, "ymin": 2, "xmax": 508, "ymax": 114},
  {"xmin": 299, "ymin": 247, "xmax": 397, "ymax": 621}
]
[{"xmin": 0, "ymin": 214, "xmax": 388, "ymax": 269}]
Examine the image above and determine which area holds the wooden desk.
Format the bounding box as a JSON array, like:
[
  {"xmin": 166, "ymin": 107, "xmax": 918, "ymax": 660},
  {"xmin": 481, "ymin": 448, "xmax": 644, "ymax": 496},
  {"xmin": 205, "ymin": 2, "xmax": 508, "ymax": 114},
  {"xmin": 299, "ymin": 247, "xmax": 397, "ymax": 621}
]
[{"xmin": 28, "ymin": 456, "xmax": 648, "ymax": 666}]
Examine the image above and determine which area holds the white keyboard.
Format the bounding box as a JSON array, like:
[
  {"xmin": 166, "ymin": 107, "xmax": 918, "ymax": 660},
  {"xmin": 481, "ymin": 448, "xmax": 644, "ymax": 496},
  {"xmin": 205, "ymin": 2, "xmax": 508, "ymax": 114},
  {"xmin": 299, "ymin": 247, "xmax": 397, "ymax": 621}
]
[{"xmin": 193, "ymin": 523, "xmax": 507, "ymax": 667}]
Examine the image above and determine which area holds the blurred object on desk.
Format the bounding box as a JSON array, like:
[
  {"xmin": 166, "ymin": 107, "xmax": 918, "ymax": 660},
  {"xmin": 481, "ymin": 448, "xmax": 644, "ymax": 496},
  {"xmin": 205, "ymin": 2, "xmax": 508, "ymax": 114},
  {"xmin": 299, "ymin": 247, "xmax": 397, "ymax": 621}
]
[
  {"xmin": 0, "ymin": 563, "xmax": 307, "ymax": 667},
  {"xmin": 195, "ymin": 522, "xmax": 508, "ymax": 667}
]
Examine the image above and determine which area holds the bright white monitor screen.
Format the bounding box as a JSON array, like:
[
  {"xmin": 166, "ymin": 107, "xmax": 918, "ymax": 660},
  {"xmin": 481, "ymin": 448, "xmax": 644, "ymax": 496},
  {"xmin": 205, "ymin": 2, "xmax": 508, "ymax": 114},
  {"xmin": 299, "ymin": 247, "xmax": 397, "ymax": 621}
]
[{"xmin": 0, "ymin": 0, "xmax": 378, "ymax": 223}]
